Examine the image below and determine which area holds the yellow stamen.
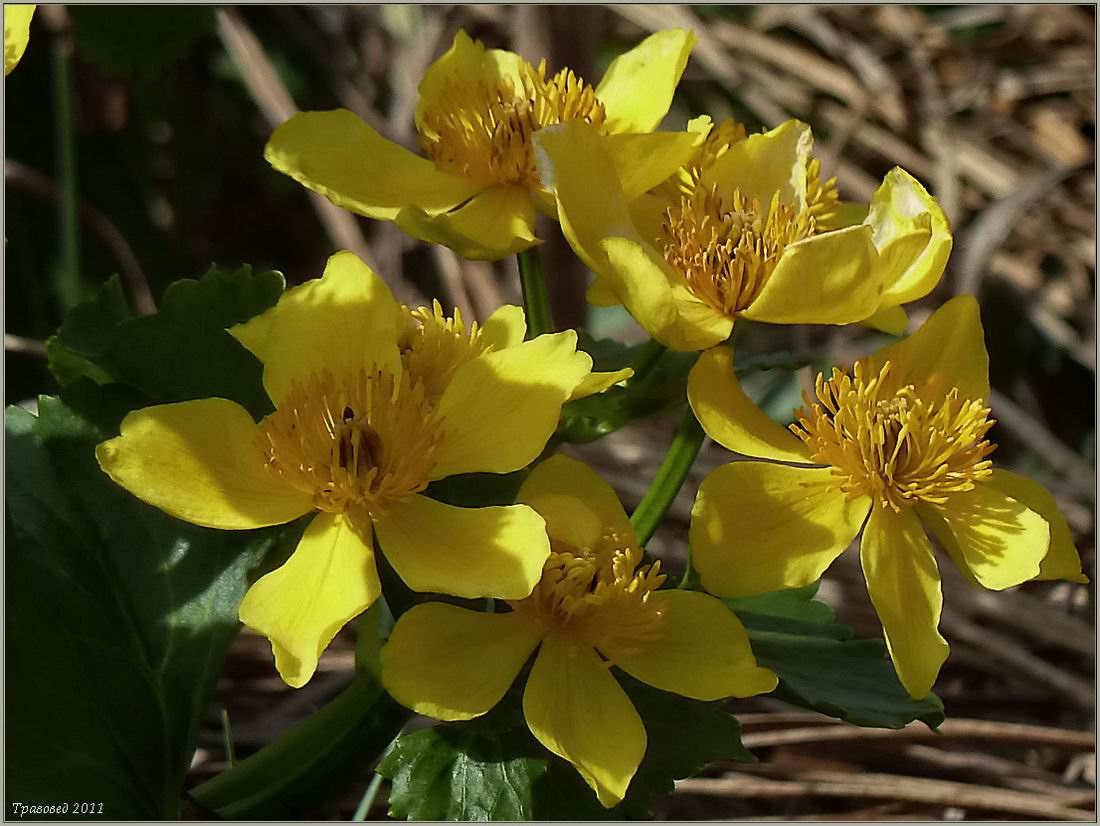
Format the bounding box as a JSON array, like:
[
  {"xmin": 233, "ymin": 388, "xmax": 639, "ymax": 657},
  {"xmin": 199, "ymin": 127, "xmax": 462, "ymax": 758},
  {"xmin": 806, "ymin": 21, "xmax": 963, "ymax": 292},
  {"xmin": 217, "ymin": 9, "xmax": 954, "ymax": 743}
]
[
  {"xmin": 419, "ymin": 60, "xmax": 606, "ymax": 187},
  {"xmin": 260, "ymin": 369, "xmax": 442, "ymax": 514},
  {"xmin": 511, "ymin": 530, "xmax": 667, "ymax": 655},
  {"xmin": 805, "ymin": 157, "xmax": 841, "ymax": 230},
  {"xmin": 661, "ymin": 183, "xmax": 816, "ymax": 318},
  {"xmin": 398, "ymin": 300, "xmax": 491, "ymax": 401},
  {"xmin": 654, "ymin": 117, "xmax": 748, "ymax": 201},
  {"xmin": 790, "ymin": 360, "xmax": 996, "ymax": 511}
]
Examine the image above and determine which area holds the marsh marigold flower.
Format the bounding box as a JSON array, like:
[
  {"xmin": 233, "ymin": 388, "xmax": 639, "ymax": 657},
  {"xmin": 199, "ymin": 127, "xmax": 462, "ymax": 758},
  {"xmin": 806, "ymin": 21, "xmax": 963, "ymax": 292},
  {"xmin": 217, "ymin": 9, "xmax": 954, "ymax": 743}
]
[
  {"xmin": 96, "ymin": 251, "xmax": 596, "ymax": 688},
  {"xmin": 5, "ymin": 4, "xmax": 35, "ymax": 75},
  {"xmin": 263, "ymin": 28, "xmax": 699, "ymax": 260},
  {"xmin": 686, "ymin": 296, "xmax": 1087, "ymax": 698},
  {"xmin": 381, "ymin": 455, "xmax": 777, "ymax": 807},
  {"xmin": 535, "ymin": 117, "xmax": 952, "ymax": 350}
]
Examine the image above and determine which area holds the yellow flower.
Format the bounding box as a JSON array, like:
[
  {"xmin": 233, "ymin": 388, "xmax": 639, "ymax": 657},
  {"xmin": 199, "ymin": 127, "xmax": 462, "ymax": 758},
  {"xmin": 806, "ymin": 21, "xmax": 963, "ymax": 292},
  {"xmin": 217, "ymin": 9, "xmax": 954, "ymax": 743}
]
[
  {"xmin": 96, "ymin": 251, "xmax": 595, "ymax": 688},
  {"xmin": 686, "ymin": 296, "xmax": 1087, "ymax": 698},
  {"xmin": 381, "ymin": 455, "xmax": 777, "ymax": 807},
  {"xmin": 5, "ymin": 4, "xmax": 35, "ymax": 75},
  {"xmin": 535, "ymin": 116, "xmax": 952, "ymax": 350},
  {"xmin": 264, "ymin": 28, "xmax": 698, "ymax": 260},
  {"xmin": 397, "ymin": 299, "xmax": 632, "ymax": 403}
]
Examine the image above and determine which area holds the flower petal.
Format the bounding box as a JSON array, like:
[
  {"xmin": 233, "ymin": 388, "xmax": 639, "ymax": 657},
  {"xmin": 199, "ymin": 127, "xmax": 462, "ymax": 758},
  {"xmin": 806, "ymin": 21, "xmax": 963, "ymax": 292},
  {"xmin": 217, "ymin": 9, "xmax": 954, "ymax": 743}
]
[
  {"xmin": 860, "ymin": 505, "xmax": 949, "ymax": 699},
  {"xmin": 230, "ymin": 251, "xmax": 401, "ymax": 404},
  {"xmin": 602, "ymin": 236, "xmax": 733, "ymax": 351},
  {"xmin": 523, "ymin": 634, "xmax": 645, "ymax": 808},
  {"xmin": 239, "ymin": 511, "xmax": 381, "ymax": 688},
  {"xmin": 984, "ymin": 470, "xmax": 1087, "ymax": 583},
  {"xmin": 595, "ymin": 28, "xmax": 696, "ymax": 133},
  {"xmin": 867, "ymin": 167, "xmax": 952, "ymax": 305},
  {"xmin": 416, "ymin": 30, "xmax": 498, "ymax": 130},
  {"xmin": 603, "ymin": 590, "xmax": 778, "ymax": 700},
  {"xmin": 701, "ymin": 119, "xmax": 813, "ymax": 209},
  {"xmin": 688, "ymin": 346, "xmax": 812, "ymax": 463},
  {"xmin": 265, "ymin": 109, "xmax": 483, "ymax": 220},
  {"xmin": 691, "ymin": 463, "xmax": 869, "ymax": 598},
  {"xmin": 5, "ymin": 4, "xmax": 34, "ymax": 75},
  {"xmin": 381, "ymin": 602, "xmax": 543, "ymax": 721},
  {"xmin": 861, "ymin": 304, "xmax": 909, "ymax": 336},
  {"xmin": 740, "ymin": 225, "xmax": 883, "ymax": 325},
  {"xmin": 480, "ymin": 304, "xmax": 526, "ymax": 349},
  {"xmin": 431, "ymin": 331, "xmax": 591, "ymax": 478},
  {"xmin": 568, "ymin": 368, "xmax": 634, "ymax": 401},
  {"xmin": 394, "ymin": 184, "xmax": 539, "ymax": 261},
  {"xmin": 867, "ymin": 294, "xmax": 990, "ymax": 404},
  {"xmin": 604, "ymin": 130, "xmax": 700, "ymax": 199},
  {"xmin": 516, "ymin": 454, "xmax": 633, "ymax": 551},
  {"xmin": 534, "ymin": 120, "xmax": 641, "ymax": 275},
  {"xmin": 919, "ymin": 482, "xmax": 1049, "ymax": 591},
  {"xmin": 96, "ymin": 398, "xmax": 312, "ymax": 530},
  {"xmin": 375, "ymin": 494, "xmax": 550, "ymax": 600}
]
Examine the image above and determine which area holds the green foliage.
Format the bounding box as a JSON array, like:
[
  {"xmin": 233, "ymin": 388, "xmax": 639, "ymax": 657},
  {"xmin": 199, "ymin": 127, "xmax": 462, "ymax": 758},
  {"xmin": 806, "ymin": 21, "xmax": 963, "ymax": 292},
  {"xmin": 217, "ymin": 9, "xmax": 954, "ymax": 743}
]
[
  {"xmin": 48, "ymin": 265, "xmax": 284, "ymax": 417},
  {"xmin": 69, "ymin": 7, "xmax": 215, "ymax": 79},
  {"xmin": 558, "ymin": 335, "xmax": 697, "ymax": 443},
  {"xmin": 728, "ymin": 584, "xmax": 946, "ymax": 729},
  {"xmin": 5, "ymin": 396, "xmax": 277, "ymax": 818},
  {"xmin": 379, "ymin": 676, "xmax": 753, "ymax": 821}
]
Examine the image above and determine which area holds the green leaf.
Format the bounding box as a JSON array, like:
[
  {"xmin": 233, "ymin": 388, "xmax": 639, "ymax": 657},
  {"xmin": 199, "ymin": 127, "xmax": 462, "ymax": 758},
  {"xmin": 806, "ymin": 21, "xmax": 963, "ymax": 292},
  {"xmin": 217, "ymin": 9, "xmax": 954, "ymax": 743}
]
[
  {"xmin": 378, "ymin": 673, "xmax": 753, "ymax": 820},
  {"xmin": 69, "ymin": 7, "xmax": 215, "ymax": 79},
  {"xmin": 5, "ymin": 395, "xmax": 278, "ymax": 818},
  {"xmin": 558, "ymin": 335, "xmax": 697, "ymax": 443},
  {"xmin": 726, "ymin": 585, "xmax": 945, "ymax": 729},
  {"xmin": 51, "ymin": 264, "xmax": 285, "ymax": 418}
]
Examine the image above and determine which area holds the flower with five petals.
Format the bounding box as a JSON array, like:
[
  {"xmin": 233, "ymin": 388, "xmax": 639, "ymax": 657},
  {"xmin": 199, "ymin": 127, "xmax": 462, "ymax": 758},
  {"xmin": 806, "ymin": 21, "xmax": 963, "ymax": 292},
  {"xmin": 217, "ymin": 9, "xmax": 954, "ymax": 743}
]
[
  {"xmin": 264, "ymin": 28, "xmax": 699, "ymax": 260},
  {"xmin": 382, "ymin": 454, "xmax": 777, "ymax": 807},
  {"xmin": 687, "ymin": 296, "xmax": 1086, "ymax": 698},
  {"xmin": 96, "ymin": 251, "xmax": 594, "ymax": 687}
]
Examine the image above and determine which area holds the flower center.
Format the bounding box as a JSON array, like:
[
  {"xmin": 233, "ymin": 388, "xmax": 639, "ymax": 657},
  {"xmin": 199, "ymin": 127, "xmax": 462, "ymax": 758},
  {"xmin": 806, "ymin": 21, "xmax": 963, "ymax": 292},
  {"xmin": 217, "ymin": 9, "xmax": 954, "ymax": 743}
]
[
  {"xmin": 419, "ymin": 60, "xmax": 606, "ymax": 186},
  {"xmin": 260, "ymin": 369, "xmax": 443, "ymax": 515},
  {"xmin": 397, "ymin": 301, "xmax": 493, "ymax": 403},
  {"xmin": 660, "ymin": 183, "xmax": 817, "ymax": 318},
  {"xmin": 511, "ymin": 530, "xmax": 667, "ymax": 654},
  {"xmin": 790, "ymin": 360, "xmax": 996, "ymax": 511}
]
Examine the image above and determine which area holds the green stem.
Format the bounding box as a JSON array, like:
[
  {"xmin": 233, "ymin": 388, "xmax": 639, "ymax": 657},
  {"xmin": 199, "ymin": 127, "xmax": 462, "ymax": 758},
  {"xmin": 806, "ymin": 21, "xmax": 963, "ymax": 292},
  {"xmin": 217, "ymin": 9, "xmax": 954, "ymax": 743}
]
[
  {"xmin": 629, "ymin": 405, "xmax": 706, "ymax": 546},
  {"xmin": 190, "ymin": 675, "xmax": 409, "ymax": 819},
  {"xmin": 352, "ymin": 725, "xmax": 405, "ymax": 821},
  {"xmin": 628, "ymin": 339, "xmax": 667, "ymax": 384},
  {"xmin": 517, "ymin": 248, "xmax": 553, "ymax": 337},
  {"xmin": 51, "ymin": 28, "xmax": 81, "ymax": 312}
]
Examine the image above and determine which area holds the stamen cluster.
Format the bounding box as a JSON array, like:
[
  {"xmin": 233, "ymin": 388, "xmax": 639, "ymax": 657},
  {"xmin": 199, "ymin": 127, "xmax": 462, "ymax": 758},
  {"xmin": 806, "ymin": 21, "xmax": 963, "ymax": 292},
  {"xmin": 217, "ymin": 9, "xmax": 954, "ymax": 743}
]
[
  {"xmin": 791, "ymin": 361, "xmax": 996, "ymax": 511},
  {"xmin": 661, "ymin": 184, "xmax": 816, "ymax": 318},
  {"xmin": 398, "ymin": 301, "xmax": 491, "ymax": 401},
  {"xmin": 513, "ymin": 530, "xmax": 667, "ymax": 654},
  {"xmin": 419, "ymin": 60, "xmax": 606, "ymax": 186},
  {"xmin": 260, "ymin": 368, "xmax": 443, "ymax": 514}
]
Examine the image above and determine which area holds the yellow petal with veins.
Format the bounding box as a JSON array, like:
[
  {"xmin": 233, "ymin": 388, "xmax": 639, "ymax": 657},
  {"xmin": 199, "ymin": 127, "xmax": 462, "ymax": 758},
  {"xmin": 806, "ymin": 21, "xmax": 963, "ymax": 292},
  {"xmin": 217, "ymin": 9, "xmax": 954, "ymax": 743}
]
[
  {"xmin": 431, "ymin": 331, "xmax": 591, "ymax": 478},
  {"xmin": 523, "ymin": 634, "xmax": 645, "ymax": 808},
  {"xmin": 687, "ymin": 346, "xmax": 810, "ymax": 463},
  {"xmin": 861, "ymin": 505, "xmax": 949, "ymax": 699},
  {"xmin": 239, "ymin": 511, "xmax": 380, "ymax": 688},
  {"xmin": 381, "ymin": 601, "xmax": 543, "ymax": 721},
  {"xmin": 602, "ymin": 590, "xmax": 778, "ymax": 700},
  {"xmin": 595, "ymin": 28, "xmax": 696, "ymax": 133},
  {"xmin": 230, "ymin": 251, "xmax": 401, "ymax": 404},
  {"xmin": 96, "ymin": 398, "xmax": 313, "ymax": 530},
  {"xmin": 517, "ymin": 453, "xmax": 634, "ymax": 551},
  {"xmin": 691, "ymin": 462, "xmax": 870, "ymax": 598},
  {"xmin": 375, "ymin": 494, "xmax": 550, "ymax": 601},
  {"xmin": 394, "ymin": 183, "xmax": 539, "ymax": 261}
]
